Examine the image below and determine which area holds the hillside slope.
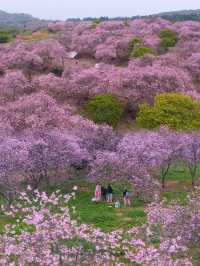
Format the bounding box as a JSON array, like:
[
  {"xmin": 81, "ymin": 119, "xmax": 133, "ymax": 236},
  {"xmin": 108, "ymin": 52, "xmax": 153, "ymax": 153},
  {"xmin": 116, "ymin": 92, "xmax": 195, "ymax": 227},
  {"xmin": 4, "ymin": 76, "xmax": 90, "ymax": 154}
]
[
  {"xmin": 0, "ymin": 10, "xmax": 49, "ymax": 30},
  {"xmin": 158, "ymin": 9, "xmax": 200, "ymax": 21}
]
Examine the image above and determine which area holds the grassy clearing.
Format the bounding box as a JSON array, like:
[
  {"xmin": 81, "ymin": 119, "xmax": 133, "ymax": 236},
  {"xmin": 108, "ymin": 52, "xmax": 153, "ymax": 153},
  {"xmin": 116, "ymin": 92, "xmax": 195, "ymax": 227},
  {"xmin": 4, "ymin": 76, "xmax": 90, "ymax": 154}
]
[
  {"xmin": 188, "ymin": 242, "xmax": 200, "ymax": 266},
  {"xmin": 51, "ymin": 176, "xmax": 147, "ymax": 232},
  {"xmin": 68, "ymin": 190, "xmax": 147, "ymax": 232},
  {"xmin": 0, "ymin": 216, "xmax": 15, "ymax": 233},
  {"xmin": 166, "ymin": 162, "xmax": 200, "ymax": 186},
  {"xmin": 0, "ymin": 163, "xmax": 194, "ymax": 233},
  {"xmin": 16, "ymin": 30, "xmax": 55, "ymax": 42},
  {"xmin": 162, "ymin": 191, "xmax": 188, "ymax": 205}
]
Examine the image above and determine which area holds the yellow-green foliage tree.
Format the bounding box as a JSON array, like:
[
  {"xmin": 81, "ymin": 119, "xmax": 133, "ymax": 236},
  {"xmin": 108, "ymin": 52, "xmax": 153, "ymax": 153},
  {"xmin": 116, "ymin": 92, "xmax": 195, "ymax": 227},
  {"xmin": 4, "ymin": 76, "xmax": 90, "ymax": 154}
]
[
  {"xmin": 128, "ymin": 37, "xmax": 155, "ymax": 58},
  {"xmin": 136, "ymin": 92, "xmax": 200, "ymax": 130},
  {"xmin": 131, "ymin": 46, "xmax": 155, "ymax": 58},
  {"xmin": 159, "ymin": 28, "xmax": 178, "ymax": 52}
]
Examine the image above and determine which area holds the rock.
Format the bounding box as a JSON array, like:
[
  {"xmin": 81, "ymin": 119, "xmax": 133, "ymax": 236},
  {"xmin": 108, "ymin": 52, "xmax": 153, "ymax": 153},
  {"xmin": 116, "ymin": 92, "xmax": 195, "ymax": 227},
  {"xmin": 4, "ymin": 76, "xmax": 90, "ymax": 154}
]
[{"xmin": 67, "ymin": 51, "xmax": 78, "ymax": 59}]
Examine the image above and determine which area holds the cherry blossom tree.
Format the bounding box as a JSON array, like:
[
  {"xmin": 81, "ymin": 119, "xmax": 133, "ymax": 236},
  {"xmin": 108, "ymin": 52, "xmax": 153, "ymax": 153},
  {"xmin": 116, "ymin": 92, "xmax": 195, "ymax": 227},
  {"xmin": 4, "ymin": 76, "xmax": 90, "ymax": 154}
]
[
  {"xmin": 48, "ymin": 21, "xmax": 67, "ymax": 31},
  {"xmin": 23, "ymin": 131, "xmax": 89, "ymax": 189},
  {"xmin": 0, "ymin": 137, "xmax": 28, "ymax": 206},
  {"xmin": 0, "ymin": 71, "xmax": 33, "ymax": 103},
  {"xmin": 184, "ymin": 53, "xmax": 200, "ymax": 82},
  {"xmin": 7, "ymin": 47, "xmax": 43, "ymax": 75},
  {"xmin": 118, "ymin": 128, "xmax": 182, "ymax": 189},
  {"xmin": 180, "ymin": 133, "xmax": 200, "ymax": 187},
  {"xmin": 67, "ymin": 115, "xmax": 119, "ymax": 156},
  {"xmin": 32, "ymin": 73, "xmax": 69, "ymax": 101},
  {"xmin": 33, "ymin": 40, "xmax": 67, "ymax": 71},
  {"xmin": 89, "ymin": 150, "xmax": 160, "ymax": 200},
  {"xmin": 146, "ymin": 187, "xmax": 200, "ymax": 245},
  {"xmin": 2, "ymin": 92, "xmax": 71, "ymax": 133}
]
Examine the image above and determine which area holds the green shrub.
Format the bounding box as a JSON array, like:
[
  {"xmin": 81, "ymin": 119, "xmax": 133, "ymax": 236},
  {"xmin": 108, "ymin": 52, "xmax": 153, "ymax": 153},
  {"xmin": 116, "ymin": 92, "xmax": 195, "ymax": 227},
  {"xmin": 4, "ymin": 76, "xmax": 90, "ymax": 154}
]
[
  {"xmin": 131, "ymin": 46, "xmax": 155, "ymax": 58},
  {"xmin": 51, "ymin": 66, "xmax": 63, "ymax": 77},
  {"xmin": 123, "ymin": 20, "xmax": 130, "ymax": 27},
  {"xmin": 91, "ymin": 19, "xmax": 101, "ymax": 29},
  {"xmin": 0, "ymin": 34, "xmax": 11, "ymax": 43},
  {"xmin": 0, "ymin": 27, "xmax": 18, "ymax": 38},
  {"xmin": 85, "ymin": 93, "xmax": 123, "ymax": 127},
  {"xmin": 136, "ymin": 92, "xmax": 200, "ymax": 130},
  {"xmin": 128, "ymin": 37, "xmax": 156, "ymax": 58},
  {"xmin": 128, "ymin": 37, "xmax": 141, "ymax": 53},
  {"xmin": 159, "ymin": 28, "xmax": 178, "ymax": 52}
]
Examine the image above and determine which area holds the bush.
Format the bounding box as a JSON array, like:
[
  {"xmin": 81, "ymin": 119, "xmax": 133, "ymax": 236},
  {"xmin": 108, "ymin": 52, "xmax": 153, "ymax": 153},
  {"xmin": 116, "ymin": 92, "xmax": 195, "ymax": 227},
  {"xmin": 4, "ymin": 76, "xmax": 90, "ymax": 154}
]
[
  {"xmin": 91, "ymin": 19, "xmax": 101, "ymax": 29},
  {"xmin": 136, "ymin": 92, "xmax": 200, "ymax": 130},
  {"xmin": 159, "ymin": 28, "xmax": 178, "ymax": 52},
  {"xmin": 136, "ymin": 103, "xmax": 159, "ymax": 129},
  {"xmin": 128, "ymin": 37, "xmax": 155, "ymax": 58},
  {"xmin": 128, "ymin": 37, "xmax": 141, "ymax": 54},
  {"xmin": 131, "ymin": 46, "xmax": 155, "ymax": 58},
  {"xmin": 0, "ymin": 27, "xmax": 18, "ymax": 41},
  {"xmin": 0, "ymin": 34, "xmax": 11, "ymax": 43},
  {"xmin": 123, "ymin": 20, "xmax": 130, "ymax": 27},
  {"xmin": 85, "ymin": 93, "xmax": 123, "ymax": 127},
  {"xmin": 51, "ymin": 66, "xmax": 64, "ymax": 77}
]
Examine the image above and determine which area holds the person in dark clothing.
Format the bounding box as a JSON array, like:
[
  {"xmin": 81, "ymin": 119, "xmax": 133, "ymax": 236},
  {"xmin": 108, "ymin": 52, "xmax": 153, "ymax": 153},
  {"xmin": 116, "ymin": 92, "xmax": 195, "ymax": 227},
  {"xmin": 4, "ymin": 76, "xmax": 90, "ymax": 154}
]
[
  {"xmin": 123, "ymin": 188, "xmax": 131, "ymax": 207},
  {"xmin": 107, "ymin": 184, "xmax": 113, "ymax": 203},
  {"xmin": 101, "ymin": 186, "xmax": 107, "ymax": 201}
]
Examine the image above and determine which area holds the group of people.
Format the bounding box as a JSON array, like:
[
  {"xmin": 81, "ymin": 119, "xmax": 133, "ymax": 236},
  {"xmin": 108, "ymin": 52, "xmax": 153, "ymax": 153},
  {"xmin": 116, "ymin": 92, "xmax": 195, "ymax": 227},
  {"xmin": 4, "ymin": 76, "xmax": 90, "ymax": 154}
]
[{"xmin": 94, "ymin": 183, "xmax": 131, "ymax": 207}]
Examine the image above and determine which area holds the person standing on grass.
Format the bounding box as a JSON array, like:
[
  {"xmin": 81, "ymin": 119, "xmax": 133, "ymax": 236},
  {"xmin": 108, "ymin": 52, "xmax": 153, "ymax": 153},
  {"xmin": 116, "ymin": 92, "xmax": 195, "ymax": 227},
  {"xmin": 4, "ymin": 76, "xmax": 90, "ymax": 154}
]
[
  {"xmin": 107, "ymin": 184, "xmax": 113, "ymax": 203},
  {"xmin": 123, "ymin": 188, "xmax": 131, "ymax": 207},
  {"xmin": 101, "ymin": 186, "xmax": 107, "ymax": 201},
  {"xmin": 95, "ymin": 183, "xmax": 101, "ymax": 202}
]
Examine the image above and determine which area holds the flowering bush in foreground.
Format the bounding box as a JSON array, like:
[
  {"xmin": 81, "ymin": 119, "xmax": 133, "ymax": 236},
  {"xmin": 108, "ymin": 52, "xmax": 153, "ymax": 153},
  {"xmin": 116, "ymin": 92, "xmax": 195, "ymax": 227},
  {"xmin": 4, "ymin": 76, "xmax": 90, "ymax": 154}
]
[
  {"xmin": 0, "ymin": 187, "xmax": 197, "ymax": 265},
  {"xmin": 0, "ymin": 189, "xmax": 123, "ymax": 265}
]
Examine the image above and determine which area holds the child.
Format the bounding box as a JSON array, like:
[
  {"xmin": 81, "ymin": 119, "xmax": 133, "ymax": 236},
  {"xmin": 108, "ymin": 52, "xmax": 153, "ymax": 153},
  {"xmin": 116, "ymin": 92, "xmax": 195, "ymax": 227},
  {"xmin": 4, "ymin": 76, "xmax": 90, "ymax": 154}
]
[
  {"xmin": 123, "ymin": 189, "xmax": 131, "ymax": 207},
  {"xmin": 115, "ymin": 200, "xmax": 121, "ymax": 208}
]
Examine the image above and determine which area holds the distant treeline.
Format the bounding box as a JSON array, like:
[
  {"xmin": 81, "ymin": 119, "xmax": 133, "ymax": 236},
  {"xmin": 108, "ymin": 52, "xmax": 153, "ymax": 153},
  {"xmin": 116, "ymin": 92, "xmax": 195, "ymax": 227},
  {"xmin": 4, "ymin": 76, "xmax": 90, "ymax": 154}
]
[
  {"xmin": 0, "ymin": 8, "xmax": 200, "ymax": 34},
  {"xmin": 66, "ymin": 9, "xmax": 200, "ymax": 22}
]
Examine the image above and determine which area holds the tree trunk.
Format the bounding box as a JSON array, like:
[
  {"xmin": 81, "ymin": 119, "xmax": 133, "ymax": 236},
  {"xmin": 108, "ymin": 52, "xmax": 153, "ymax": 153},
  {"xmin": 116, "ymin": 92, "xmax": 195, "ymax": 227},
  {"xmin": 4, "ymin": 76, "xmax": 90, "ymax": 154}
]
[
  {"xmin": 192, "ymin": 175, "xmax": 195, "ymax": 188},
  {"xmin": 162, "ymin": 175, "xmax": 165, "ymax": 190}
]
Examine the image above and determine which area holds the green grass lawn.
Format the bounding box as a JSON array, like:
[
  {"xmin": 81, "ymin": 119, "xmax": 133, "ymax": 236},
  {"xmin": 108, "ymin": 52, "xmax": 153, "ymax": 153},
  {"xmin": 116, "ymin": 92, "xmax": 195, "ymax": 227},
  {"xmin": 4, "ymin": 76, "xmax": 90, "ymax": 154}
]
[
  {"xmin": 0, "ymin": 216, "xmax": 14, "ymax": 233},
  {"xmin": 51, "ymin": 164, "xmax": 194, "ymax": 231},
  {"xmin": 0, "ymin": 163, "xmax": 195, "ymax": 233},
  {"xmin": 188, "ymin": 242, "xmax": 200, "ymax": 266},
  {"xmin": 68, "ymin": 190, "xmax": 147, "ymax": 232},
  {"xmin": 48, "ymin": 176, "xmax": 147, "ymax": 232},
  {"xmin": 166, "ymin": 162, "xmax": 200, "ymax": 186}
]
